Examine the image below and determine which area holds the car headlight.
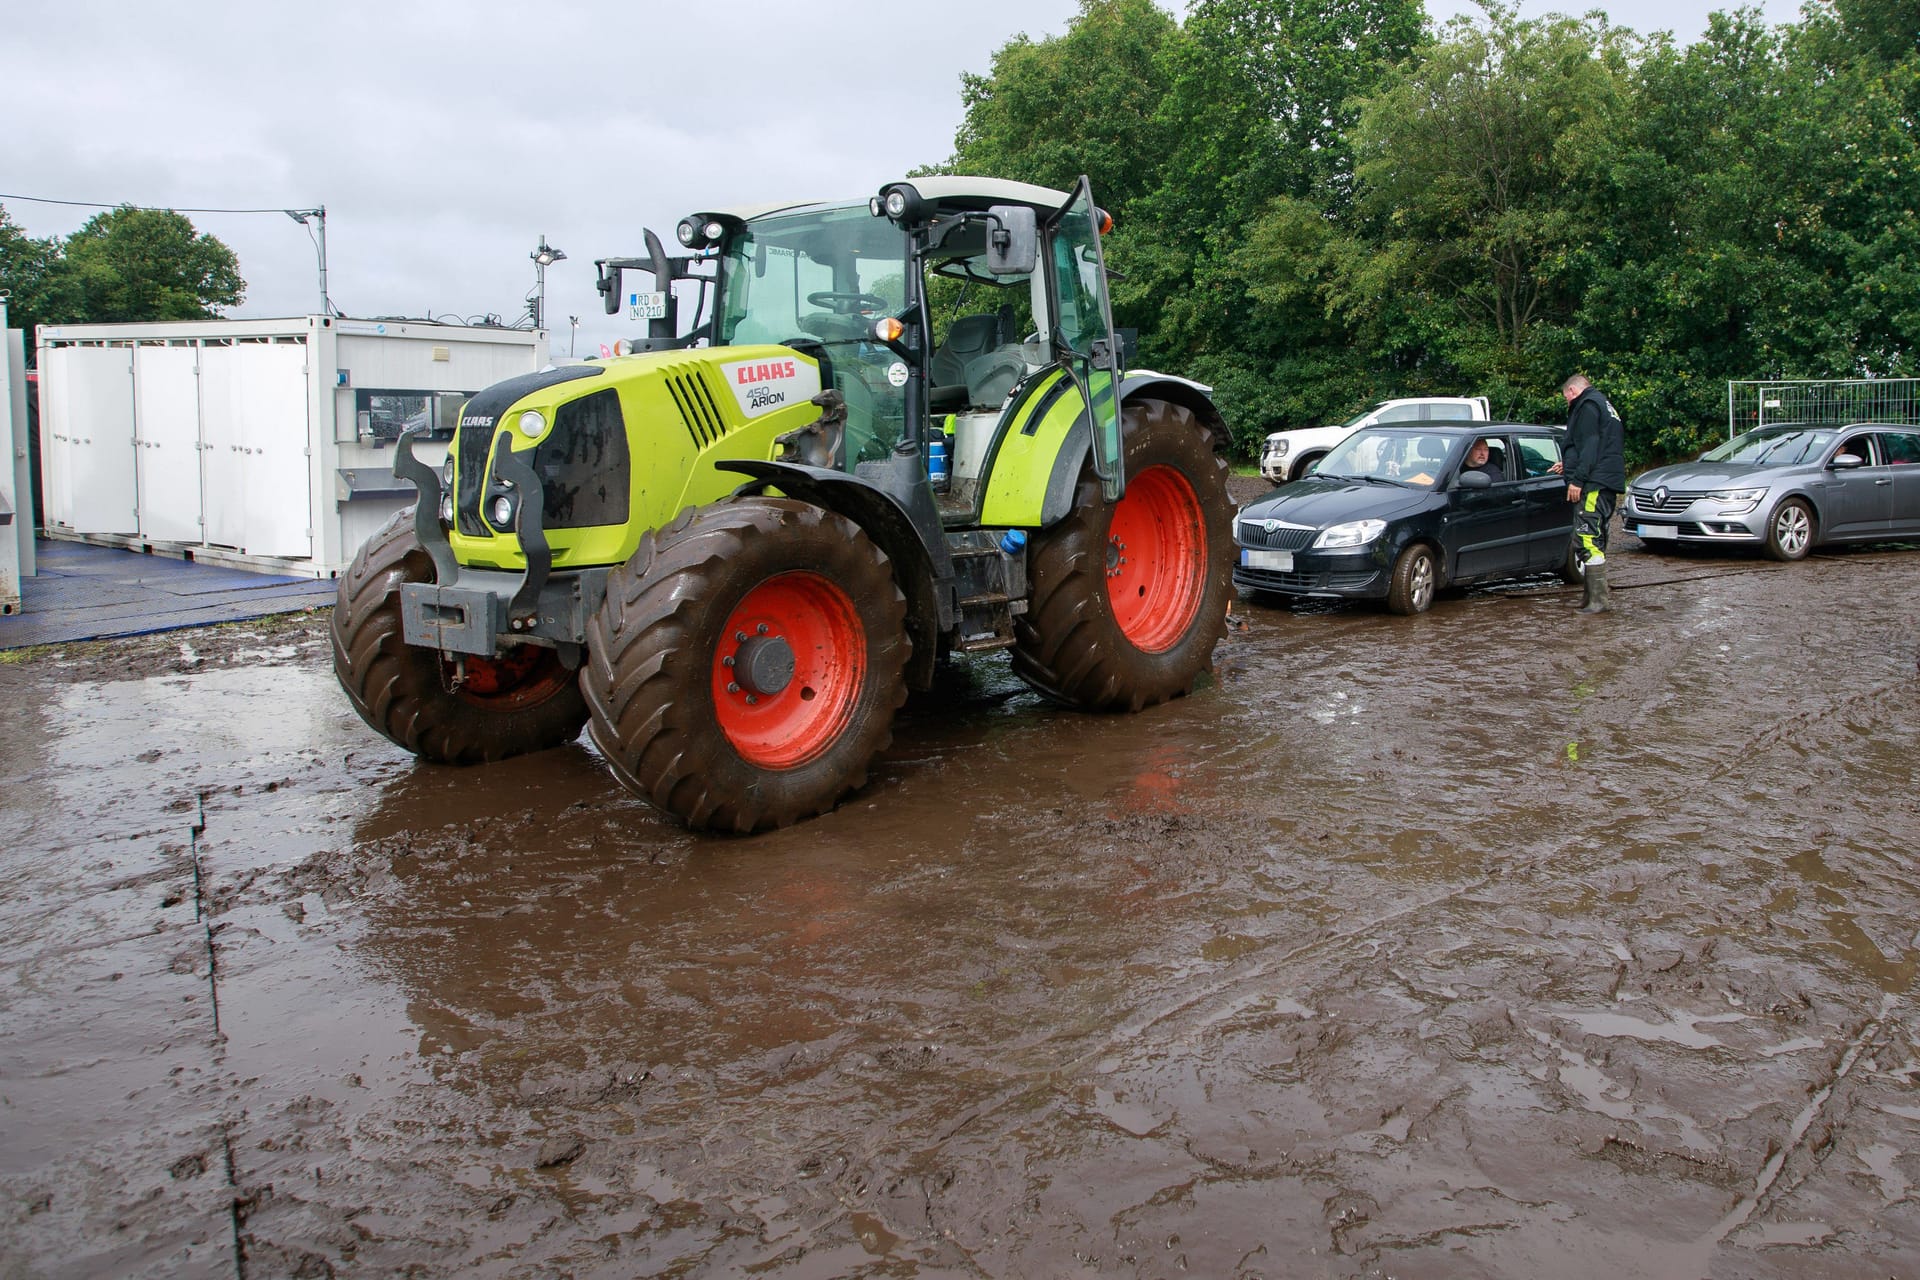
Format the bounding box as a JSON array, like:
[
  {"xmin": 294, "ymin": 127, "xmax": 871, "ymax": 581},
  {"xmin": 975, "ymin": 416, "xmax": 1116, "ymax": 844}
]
[
  {"xmin": 1707, "ymin": 486, "xmax": 1766, "ymax": 513},
  {"xmin": 1264, "ymin": 439, "xmax": 1290, "ymax": 459},
  {"xmin": 1313, "ymin": 519, "xmax": 1387, "ymax": 549}
]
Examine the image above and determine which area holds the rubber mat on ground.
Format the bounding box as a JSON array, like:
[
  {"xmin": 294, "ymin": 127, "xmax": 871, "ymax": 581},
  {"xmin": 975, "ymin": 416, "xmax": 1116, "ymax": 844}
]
[{"xmin": 1, "ymin": 540, "xmax": 335, "ymax": 648}]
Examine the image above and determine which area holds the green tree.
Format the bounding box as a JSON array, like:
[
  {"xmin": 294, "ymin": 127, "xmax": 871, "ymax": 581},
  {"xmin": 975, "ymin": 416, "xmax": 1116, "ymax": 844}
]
[
  {"xmin": 1332, "ymin": 6, "xmax": 1639, "ymax": 418},
  {"xmin": 52, "ymin": 207, "xmax": 245, "ymax": 325},
  {"xmin": 0, "ymin": 205, "xmax": 63, "ymax": 341},
  {"xmin": 947, "ymin": 0, "xmax": 1181, "ymax": 214}
]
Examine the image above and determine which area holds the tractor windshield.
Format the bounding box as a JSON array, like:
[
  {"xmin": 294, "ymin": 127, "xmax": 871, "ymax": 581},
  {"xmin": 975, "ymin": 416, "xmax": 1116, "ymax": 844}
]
[{"xmin": 718, "ymin": 206, "xmax": 910, "ymax": 466}]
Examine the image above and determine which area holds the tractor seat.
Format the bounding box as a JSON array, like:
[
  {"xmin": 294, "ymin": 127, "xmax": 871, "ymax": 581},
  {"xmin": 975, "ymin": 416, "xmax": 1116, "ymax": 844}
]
[{"xmin": 930, "ymin": 312, "xmax": 1006, "ymax": 388}]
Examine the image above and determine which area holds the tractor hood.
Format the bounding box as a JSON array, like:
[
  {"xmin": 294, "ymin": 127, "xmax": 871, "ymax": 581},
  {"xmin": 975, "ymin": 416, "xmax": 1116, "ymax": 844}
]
[{"xmin": 445, "ymin": 347, "xmax": 826, "ymax": 573}]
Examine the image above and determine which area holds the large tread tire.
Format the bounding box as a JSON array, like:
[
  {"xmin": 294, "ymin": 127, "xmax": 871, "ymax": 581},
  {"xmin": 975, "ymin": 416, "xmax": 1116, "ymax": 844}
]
[
  {"xmin": 331, "ymin": 508, "xmax": 589, "ymax": 764},
  {"xmin": 582, "ymin": 497, "xmax": 909, "ymax": 833},
  {"xmin": 1012, "ymin": 398, "xmax": 1233, "ymax": 711}
]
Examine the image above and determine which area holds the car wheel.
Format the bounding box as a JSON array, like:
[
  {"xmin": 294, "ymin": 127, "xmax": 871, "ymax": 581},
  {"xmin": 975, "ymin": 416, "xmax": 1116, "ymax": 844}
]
[
  {"xmin": 1764, "ymin": 498, "xmax": 1814, "ymax": 561},
  {"xmin": 1290, "ymin": 452, "xmax": 1326, "ymax": 482},
  {"xmin": 1558, "ymin": 539, "xmax": 1583, "ymax": 584},
  {"xmin": 1386, "ymin": 543, "xmax": 1437, "ymax": 615}
]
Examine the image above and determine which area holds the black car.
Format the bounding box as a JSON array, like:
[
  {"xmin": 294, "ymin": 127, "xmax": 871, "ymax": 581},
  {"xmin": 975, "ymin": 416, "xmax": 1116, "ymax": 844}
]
[{"xmin": 1233, "ymin": 422, "xmax": 1580, "ymax": 614}]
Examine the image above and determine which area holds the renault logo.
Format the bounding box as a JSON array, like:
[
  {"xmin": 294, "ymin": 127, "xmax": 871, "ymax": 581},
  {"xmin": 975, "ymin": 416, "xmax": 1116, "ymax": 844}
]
[{"xmin": 1653, "ymin": 485, "xmax": 1669, "ymax": 506}]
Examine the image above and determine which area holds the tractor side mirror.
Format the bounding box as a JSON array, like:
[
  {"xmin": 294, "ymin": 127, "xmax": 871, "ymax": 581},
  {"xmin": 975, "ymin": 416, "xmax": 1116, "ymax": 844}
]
[
  {"xmin": 598, "ymin": 263, "xmax": 622, "ymax": 315},
  {"xmin": 986, "ymin": 205, "xmax": 1038, "ymax": 276}
]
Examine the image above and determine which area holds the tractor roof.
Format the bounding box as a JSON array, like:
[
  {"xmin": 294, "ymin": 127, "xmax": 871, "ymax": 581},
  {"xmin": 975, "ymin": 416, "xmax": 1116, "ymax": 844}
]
[{"xmin": 716, "ymin": 176, "xmax": 1074, "ymax": 225}]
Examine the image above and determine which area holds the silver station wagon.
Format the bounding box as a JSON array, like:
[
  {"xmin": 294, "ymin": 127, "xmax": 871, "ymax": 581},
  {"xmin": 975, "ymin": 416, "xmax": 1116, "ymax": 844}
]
[{"xmin": 1625, "ymin": 423, "xmax": 1920, "ymax": 560}]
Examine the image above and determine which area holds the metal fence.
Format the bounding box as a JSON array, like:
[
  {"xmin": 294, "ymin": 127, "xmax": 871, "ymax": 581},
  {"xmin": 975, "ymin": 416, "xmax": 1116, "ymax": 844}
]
[{"xmin": 1727, "ymin": 378, "xmax": 1920, "ymax": 438}]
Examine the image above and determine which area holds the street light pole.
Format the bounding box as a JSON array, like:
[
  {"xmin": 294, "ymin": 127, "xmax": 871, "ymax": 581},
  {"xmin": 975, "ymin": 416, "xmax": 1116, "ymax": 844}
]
[
  {"xmin": 530, "ymin": 235, "xmax": 566, "ymax": 331},
  {"xmin": 569, "ymin": 316, "xmax": 580, "ymax": 358},
  {"xmin": 285, "ymin": 206, "xmax": 333, "ymax": 316}
]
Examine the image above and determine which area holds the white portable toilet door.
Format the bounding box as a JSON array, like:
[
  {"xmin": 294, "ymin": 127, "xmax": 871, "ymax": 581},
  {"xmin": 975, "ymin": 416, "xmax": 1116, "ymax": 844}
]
[
  {"xmin": 134, "ymin": 344, "xmax": 204, "ymax": 543},
  {"xmin": 48, "ymin": 345, "xmax": 139, "ymax": 534}
]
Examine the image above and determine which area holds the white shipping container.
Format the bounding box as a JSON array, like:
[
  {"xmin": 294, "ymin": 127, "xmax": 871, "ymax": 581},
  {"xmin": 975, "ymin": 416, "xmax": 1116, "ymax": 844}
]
[{"xmin": 36, "ymin": 316, "xmax": 548, "ymax": 577}]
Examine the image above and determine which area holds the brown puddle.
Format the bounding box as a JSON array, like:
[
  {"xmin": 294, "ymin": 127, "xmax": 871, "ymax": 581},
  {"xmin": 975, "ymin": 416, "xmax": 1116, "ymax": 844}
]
[{"xmin": 2, "ymin": 536, "xmax": 1918, "ymax": 1276}]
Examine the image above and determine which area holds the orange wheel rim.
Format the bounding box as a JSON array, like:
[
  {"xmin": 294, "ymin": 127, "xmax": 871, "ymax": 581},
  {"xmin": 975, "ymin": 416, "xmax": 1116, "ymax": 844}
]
[
  {"xmin": 1106, "ymin": 464, "xmax": 1206, "ymax": 652},
  {"xmin": 712, "ymin": 572, "xmax": 865, "ymax": 768},
  {"xmin": 454, "ymin": 645, "xmax": 571, "ymax": 709}
]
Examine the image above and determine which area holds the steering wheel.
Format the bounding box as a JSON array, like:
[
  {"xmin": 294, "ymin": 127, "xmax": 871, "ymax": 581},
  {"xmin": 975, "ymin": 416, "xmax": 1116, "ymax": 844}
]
[{"xmin": 807, "ymin": 290, "xmax": 886, "ymax": 315}]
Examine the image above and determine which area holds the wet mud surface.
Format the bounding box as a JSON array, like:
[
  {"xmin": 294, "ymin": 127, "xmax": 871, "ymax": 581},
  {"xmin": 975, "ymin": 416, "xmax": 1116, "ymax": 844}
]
[{"xmin": 3, "ymin": 495, "xmax": 1919, "ymax": 1278}]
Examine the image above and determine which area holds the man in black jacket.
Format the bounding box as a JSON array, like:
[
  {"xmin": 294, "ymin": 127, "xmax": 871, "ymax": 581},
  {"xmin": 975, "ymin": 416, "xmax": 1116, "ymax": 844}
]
[{"xmin": 1558, "ymin": 374, "xmax": 1626, "ymax": 612}]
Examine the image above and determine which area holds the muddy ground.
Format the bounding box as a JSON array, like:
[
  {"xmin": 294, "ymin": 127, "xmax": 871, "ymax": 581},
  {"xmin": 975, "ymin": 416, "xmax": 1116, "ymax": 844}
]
[{"xmin": 3, "ymin": 491, "xmax": 1918, "ymax": 1279}]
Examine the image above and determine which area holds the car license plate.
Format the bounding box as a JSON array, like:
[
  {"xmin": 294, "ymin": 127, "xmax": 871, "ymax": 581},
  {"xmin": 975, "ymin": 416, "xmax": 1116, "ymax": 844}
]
[
  {"xmin": 1241, "ymin": 548, "xmax": 1293, "ymax": 571},
  {"xmin": 1635, "ymin": 523, "xmax": 1677, "ymax": 540}
]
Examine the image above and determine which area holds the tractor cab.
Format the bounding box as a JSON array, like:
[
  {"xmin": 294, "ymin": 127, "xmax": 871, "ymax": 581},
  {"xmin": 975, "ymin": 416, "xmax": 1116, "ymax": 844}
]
[{"xmin": 599, "ymin": 176, "xmax": 1126, "ymax": 508}]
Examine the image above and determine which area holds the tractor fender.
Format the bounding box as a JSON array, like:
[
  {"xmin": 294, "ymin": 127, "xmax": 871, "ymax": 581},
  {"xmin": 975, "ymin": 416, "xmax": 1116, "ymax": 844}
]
[
  {"xmin": 1031, "ymin": 373, "xmax": 1227, "ymax": 527},
  {"xmin": 715, "ymin": 457, "xmax": 949, "ymax": 692}
]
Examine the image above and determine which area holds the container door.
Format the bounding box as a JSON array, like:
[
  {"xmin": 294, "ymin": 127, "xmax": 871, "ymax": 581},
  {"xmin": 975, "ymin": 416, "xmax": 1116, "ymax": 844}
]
[
  {"xmin": 134, "ymin": 344, "xmax": 204, "ymax": 543},
  {"xmin": 200, "ymin": 343, "xmax": 313, "ymax": 558},
  {"xmin": 200, "ymin": 346, "xmax": 249, "ymax": 548},
  {"xmin": 1047, "ymin": 178, "xmax": 1124, "ymax": 500},
  {"xmin": 46, "ymin": 345, "xmax": 138, "ymax": 534},
  {"xmin": 239, "ymin": 343, "xmax": 313, "ymax": 558}
]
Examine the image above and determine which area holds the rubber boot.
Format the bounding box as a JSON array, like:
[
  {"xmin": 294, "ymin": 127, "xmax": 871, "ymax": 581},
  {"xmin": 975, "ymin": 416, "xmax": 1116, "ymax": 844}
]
[{"xmin": 1578, "ymin": 562, "xmax": 1611, "ymax": 613}]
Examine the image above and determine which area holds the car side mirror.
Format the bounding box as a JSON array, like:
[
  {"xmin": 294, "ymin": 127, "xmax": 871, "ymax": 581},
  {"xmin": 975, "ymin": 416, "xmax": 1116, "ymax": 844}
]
[
  {"xmin": 986, "ymin": 205, "xmax": 1038, "ymax": 275},
  {"xmin": 1830, "ymin": 453, "xmax": 1865, "ymax": 469},
  {"xmin": 1456, "ymin": 470, "xmax": 1492, "ymax": 489}
]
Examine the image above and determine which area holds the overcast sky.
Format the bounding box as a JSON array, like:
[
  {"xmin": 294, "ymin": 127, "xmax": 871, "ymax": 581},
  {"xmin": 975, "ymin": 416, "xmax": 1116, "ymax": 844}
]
[{"xmin": 6, "ymin": 0, "xmax": 1804, "ymax": 356}]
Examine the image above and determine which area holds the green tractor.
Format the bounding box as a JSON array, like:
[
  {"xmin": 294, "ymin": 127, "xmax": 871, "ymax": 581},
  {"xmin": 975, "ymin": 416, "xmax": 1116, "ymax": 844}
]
[{"xmin": 332, "ymin": 176, "xmax": 1234, "ymax": 832}]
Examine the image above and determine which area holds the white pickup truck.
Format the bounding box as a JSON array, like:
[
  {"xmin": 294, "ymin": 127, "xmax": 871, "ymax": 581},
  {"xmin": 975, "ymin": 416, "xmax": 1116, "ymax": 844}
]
[{"xmin": 1259, "ymin": 396, "xmax": 1492, "ymax": 484}]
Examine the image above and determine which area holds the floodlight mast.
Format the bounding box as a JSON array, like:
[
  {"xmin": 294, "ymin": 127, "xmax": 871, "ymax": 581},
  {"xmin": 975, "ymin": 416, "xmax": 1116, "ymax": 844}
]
[
  {"xmin": 285, "ymin": 206, "xmax": 334, "ymax": 317},
  {"xmin": 529, "ymin": 235, "xmax": 566, "ymax": 331}
]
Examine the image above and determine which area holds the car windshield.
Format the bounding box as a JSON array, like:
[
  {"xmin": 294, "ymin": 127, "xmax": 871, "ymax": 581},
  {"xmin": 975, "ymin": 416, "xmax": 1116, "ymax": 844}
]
[
  {"xmin": 1703, "ymin": 427, "xmax": 1833, "ymax": 466},
  {"xmin": 1314, "ymin": 428, "xmax": 1457, "ymax": 488}
]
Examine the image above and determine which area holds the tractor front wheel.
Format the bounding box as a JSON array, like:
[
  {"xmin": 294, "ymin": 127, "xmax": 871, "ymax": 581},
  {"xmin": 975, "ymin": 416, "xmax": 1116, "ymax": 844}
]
[
  {"xmin": 581, "ymin": 497, "xmax": 910, "ymax": 833},
  {"xmin": 331, "ymin": 509, "xmax": 588, "ymax": 764},
  {"xmin": 1012, "ymin": 398, "xmax": 1233, "ymax": 711}
]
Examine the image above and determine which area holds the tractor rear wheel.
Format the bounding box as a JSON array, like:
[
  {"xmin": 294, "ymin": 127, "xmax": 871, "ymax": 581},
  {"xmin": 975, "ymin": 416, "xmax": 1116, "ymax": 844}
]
[
  {"xmin": 331, "ymin": 509, "xmax": 588, "ymax": 764},
  {"xmin": 581, "ymin": 497, "xmax": 909, "ymax": 833},
  {"xmin": 1012, "ymin": 397, "xmax": 1233, "ymax": 711}
]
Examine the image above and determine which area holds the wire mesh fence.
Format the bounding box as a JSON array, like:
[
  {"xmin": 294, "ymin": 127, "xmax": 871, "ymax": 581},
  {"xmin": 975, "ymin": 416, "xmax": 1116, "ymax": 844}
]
[{"xmin": 1727, "ymin": 379, "xmax": 1920, "ymax": 438}]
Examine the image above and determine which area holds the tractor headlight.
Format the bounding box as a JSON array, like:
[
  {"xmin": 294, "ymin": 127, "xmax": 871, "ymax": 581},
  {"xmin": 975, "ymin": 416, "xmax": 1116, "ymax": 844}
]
[
  {"xmin": 490, "ymin": 494, "xmax": 516, "ymax": 528},
  {"xmin": 438, "ymin": 491, "xmax": 454, "ymax": 524},
  {"xmin": 1313, "ymin": 519, "xmax": 1387, "ymax": 549},
  {"xmin": 440, "ymin": 457, "xmax": 454, "ymax": 488},
  {"xmin": 517, "ymin": 410, "xmax": 545, "ymax": 439}
]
